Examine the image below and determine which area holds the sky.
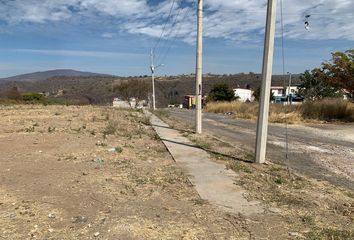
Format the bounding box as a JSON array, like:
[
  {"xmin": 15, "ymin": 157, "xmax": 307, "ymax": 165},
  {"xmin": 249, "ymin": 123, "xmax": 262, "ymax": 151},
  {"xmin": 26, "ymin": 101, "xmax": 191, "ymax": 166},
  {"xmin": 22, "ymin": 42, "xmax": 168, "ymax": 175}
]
[{"xmin": 0, "ymin": 0, "xmax": 353, "ymax": 78}]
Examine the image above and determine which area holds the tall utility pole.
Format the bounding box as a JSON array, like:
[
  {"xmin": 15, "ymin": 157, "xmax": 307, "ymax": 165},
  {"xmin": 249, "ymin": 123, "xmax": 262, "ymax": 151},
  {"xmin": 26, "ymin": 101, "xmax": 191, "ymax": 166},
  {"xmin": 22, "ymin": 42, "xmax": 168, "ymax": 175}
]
[
  {"xmin": 287, "ymin": 72, "xmax": 292, "ymax": 105},
  {"xmin": 150, "ymin": 48, "xmax": 156, "ymax": 110},
  {"xmin": 195, "ymin": 0, "xmax": 203, "ymax": 134},
  {"xmin": 255, "ymin": 0, "xmax": 277, "ymax": 164}
]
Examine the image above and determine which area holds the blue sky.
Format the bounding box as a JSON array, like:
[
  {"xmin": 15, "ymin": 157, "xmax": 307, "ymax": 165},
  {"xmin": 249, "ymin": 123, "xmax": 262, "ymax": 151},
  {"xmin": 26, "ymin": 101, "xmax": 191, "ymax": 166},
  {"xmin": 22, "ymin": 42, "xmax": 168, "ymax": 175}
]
[{"xmin": 0, "ymin": 0, "xmax": 353, "ymax": 78}]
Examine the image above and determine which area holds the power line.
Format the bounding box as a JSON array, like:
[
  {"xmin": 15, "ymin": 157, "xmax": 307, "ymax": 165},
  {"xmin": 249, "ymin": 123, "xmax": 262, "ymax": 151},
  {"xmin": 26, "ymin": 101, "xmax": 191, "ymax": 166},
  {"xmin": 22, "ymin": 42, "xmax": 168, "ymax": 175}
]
[
  {"xmin": 153, "ymin": 0, "xmax": 177, "ymax": 50},
  {"xmin": 156, "ymin": 4, "xmax": 196, "ymax": 65},
  {"xmin": 155, "ymin": 4, "xmax": 184, "ymax": 64}
]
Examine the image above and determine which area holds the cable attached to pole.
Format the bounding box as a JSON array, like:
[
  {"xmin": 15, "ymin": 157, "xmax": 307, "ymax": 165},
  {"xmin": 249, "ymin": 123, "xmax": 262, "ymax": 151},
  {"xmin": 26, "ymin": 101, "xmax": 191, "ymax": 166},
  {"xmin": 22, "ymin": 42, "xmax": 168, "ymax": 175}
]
[{"xmin": 280, "ymin": 0, "xmax": 291, "ymax": 175}]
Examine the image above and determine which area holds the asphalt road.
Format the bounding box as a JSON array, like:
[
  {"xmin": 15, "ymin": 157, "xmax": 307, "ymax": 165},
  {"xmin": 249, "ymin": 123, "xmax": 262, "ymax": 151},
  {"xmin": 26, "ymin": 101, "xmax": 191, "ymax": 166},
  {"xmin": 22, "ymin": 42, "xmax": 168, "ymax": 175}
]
[{"xmin": 167, "ymin": 109, "xmax": 354, "ymax": 191}]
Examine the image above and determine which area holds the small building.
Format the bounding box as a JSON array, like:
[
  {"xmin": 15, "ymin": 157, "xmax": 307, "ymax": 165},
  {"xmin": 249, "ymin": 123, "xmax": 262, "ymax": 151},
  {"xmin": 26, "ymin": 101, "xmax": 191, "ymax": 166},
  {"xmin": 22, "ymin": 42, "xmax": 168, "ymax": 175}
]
[
  {"xmin": 183, "ymin": 95, "xmax": 206, "ymax": 109},
  {"xmin": 233, "ymin": 88, "xmax": 254, "ymax": 102},
  {"xmin": 271, "ymin": 86, "xmax": 303, "ymax": 104},
  {"xmin": 112, "ymin": 98, "xmax": 130, "ymax": 108},
  {"xmin": 271, "ymin": 86, "xmax": 299, "ymax": 97}
]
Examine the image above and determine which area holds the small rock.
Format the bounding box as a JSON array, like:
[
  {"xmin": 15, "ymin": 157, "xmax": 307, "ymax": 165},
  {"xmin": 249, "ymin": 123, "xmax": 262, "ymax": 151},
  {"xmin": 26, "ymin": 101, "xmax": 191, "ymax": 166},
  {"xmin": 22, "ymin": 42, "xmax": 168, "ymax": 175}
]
[
  {"xmin": 48, "ymin": 228, "xmax": 54, "ymax": 233},
  {"xmin": 38, "ymin": 150, "xmax": 43, "ymax": 153},
  {"xmin": 289, "ymin": 232, "xmax": 304, "ymax": 238},
  {"xmin": 72, "ymin": 216, "xmax": 87, "ymax": 224},
  {"xmin": 94, "ymin": 232, "xmax": 100, "ymax": 237},
  {"xmin": 82, "ymin": 172, "xmax": 88, "ymax": 176},
  {"xmin": 48, "ymin": 213, "xmax": 56, "ymax": 219},
  {"xmin": 268, "ymin": 207, "xmax": 281, "ymax": 214}
]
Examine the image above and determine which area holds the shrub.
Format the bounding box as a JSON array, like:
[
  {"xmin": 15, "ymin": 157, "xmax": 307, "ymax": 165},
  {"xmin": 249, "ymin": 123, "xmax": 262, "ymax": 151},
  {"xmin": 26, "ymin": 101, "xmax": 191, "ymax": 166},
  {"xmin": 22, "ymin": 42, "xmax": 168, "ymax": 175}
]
[
  {"xmin": 21, "ymin": 92, "xmax": 44, "ymax": 102},
  {"xmin": 207, "ymin": 83, "xmax": 236, "ymax": 102}
]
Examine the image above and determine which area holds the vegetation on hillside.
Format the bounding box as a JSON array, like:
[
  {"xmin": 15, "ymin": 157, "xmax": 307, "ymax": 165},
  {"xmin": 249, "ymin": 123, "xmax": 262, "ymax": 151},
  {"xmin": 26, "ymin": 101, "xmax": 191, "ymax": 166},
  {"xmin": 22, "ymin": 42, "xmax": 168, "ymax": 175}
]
[
  {"xmin": 113, "ymin": 79, "xmax": 151, "ymax": 101},
  {"xmin": 207, "ymin": 83, "xmax": 237, "ymax": 102},
  {"xmin": 0, "ymin": 74, "xmax": 300, "ymax": 107}
]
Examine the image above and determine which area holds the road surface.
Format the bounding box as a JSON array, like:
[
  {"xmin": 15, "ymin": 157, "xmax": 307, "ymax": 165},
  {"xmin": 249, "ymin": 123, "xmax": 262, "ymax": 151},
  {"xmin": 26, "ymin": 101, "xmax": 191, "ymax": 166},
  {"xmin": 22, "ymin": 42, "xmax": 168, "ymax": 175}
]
[{"xmin": 167, "ymin": 109, "xmax": 354, "ymax": 191}]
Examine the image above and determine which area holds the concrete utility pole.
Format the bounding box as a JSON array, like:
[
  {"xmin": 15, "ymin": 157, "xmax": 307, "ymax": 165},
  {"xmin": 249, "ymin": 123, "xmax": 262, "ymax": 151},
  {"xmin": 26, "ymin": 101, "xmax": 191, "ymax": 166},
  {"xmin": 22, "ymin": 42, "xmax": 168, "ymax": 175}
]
[
  {"xmin": 287, "ymin": 72, "xmax": 292, "ymax": 105},
  {"xmin": 195, "ymin": 0, "xmax": 203, "ymax": 134},
  {"xmin": 255, "ymin": 0, "xmax": 277, "ymax": 164},
  {"xmin": 150, "ymin": 48, "xmax": 156, "ymax": 110}
]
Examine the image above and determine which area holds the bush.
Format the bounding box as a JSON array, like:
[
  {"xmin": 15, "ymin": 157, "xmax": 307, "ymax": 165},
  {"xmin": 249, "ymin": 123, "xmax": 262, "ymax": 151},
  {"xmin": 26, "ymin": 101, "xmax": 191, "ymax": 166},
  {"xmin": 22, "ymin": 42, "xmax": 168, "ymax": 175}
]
[
  {"xmin": 207, "ymin": 83, "xmax": 236, "ymax": 102},
  {"xmin": 21, "ymin": 92, "xmax": 44, "ymax": 102}
]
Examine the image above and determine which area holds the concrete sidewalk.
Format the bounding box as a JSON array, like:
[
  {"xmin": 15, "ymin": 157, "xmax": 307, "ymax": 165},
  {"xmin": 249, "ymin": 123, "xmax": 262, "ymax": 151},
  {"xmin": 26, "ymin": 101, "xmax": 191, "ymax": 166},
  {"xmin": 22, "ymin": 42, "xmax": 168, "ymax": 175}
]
[{"xmin": 147, "ymin": 112, "xmax": 263, "ymax": 216}]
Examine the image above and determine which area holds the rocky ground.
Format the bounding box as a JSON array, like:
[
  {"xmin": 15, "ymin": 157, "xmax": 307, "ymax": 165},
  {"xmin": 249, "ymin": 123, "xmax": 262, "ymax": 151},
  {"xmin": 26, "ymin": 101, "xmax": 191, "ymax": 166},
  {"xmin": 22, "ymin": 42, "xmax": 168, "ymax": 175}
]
[
  {"xmin": 0, "ymin": 105, "xmax": 250, "ymax": 239},
  {"xmin": 0, "ymin": 105, "xmax": 353, "ymax": 240}
]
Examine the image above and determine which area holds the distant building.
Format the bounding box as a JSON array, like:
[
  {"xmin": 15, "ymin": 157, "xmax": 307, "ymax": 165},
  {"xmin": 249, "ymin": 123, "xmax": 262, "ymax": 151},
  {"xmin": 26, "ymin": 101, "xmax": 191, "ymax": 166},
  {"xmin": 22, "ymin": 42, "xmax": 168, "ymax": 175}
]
[
  {"xmin": 271, "ymin": 86, "xmax": 303, "ymax": 104},
  {"xmin": 183, "ymin": 95, "xmax": 206, "ymax": 109},
  {"xmin": 233, "ymin": 88, "xmax": 254, "ymax": 102},
  {"xmin": 112, "ymin": 98, "xmax": 130, "ymax": 108},
  {"xmin": 271, "ymin": 86, "xmax": 299, "ymax": 98}
]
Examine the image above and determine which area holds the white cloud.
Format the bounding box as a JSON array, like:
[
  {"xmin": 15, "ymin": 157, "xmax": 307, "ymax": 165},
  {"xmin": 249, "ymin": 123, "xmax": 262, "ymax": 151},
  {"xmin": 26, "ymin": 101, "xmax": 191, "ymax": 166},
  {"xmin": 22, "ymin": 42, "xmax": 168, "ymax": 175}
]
[
  {"xmin": 7, "ymin": 49, "xmax": 144, "ymax": 59},
  {"xmin": 0, "ymin": 0, "xmax": 353, "ymax": 42}
]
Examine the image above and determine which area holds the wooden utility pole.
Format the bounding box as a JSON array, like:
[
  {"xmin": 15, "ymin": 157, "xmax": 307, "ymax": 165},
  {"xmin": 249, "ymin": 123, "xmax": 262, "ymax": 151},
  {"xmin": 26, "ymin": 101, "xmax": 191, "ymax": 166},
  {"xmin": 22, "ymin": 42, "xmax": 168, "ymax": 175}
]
[
  {"xmin": 195, "ymin": 0, "xmax": 203, "ymax": 134},
  {"xmin": 255, "ymin": 0, "xmax": 277, "ymax": 163}
]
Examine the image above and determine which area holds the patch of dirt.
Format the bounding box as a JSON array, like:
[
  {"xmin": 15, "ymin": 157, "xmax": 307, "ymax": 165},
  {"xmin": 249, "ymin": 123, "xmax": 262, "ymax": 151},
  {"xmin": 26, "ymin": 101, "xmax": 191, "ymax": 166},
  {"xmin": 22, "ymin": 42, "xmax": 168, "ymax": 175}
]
[{"xmin": 0, "ymin": 105, "xmax": 252, "ymax": 239}]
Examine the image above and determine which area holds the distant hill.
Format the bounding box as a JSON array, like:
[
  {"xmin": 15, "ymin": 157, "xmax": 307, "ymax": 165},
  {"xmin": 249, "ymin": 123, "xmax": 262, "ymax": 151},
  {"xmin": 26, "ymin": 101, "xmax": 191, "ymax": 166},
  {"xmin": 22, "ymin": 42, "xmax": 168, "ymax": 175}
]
[
  {"xmin": 0, "ymin": 73, "xmax": 301, "ymax": 106},
  {"xmin": 0, "ymin": 69, "xmax": 112, "ymax": 82}
]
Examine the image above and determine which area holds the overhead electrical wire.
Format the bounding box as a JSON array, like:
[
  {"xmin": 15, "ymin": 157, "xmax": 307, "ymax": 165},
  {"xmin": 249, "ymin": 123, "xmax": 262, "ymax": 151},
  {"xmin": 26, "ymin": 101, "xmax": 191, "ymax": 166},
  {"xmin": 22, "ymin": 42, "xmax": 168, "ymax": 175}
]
[
  {"xmin": 154, "ymin": 1, "xmax": 196, "ymax": 66},
  {"xmin": 155, "ymin": 4, "xmax": 184, "ymax": 64},
  {"xmin": 156, "ymin": 3, "xmax": 195, "ymax": 65},
  {"xmin": 153, "ymin": 0, "xmax": 177, "ymax": 51}
]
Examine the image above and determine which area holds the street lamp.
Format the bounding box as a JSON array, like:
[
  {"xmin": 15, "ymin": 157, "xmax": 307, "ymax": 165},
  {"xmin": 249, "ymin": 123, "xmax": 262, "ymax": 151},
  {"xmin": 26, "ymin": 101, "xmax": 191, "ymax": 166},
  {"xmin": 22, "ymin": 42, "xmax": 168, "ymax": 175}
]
[{"xmin": 150, "ymin": 48, "xmax": 164, "ymax": 110}]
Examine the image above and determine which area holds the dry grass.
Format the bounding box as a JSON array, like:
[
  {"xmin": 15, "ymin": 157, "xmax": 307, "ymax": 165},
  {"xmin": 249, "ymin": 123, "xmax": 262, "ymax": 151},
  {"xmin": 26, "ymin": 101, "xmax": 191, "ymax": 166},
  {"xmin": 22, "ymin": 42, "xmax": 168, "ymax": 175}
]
[
  {"xmin": 302, "ymin": 98, "xmax": 354, "ymax": 121},
  {"xmin": 205, "ymin": 99, "xmax": 354, "ymax": 123}
]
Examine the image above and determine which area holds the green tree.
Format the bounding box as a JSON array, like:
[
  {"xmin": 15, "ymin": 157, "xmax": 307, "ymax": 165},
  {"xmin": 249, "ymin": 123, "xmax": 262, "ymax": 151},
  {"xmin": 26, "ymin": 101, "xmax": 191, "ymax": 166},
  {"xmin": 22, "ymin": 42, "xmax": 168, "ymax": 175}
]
[
  {"xmin": 114, "ymin": 80, "xmax": 150, "ymax": 101},
  {"xmin": 314, "ymin": 49, "xmax": 354, "ymax": 98},
  {"xmin": 253, "ymin": 87, "xmax": 275, "ymax": 102},
  {"xmin": 298, "ymin": 70, "xmax": 342, "ymax": 100},
  {"xmin": 22, "ymin": 92, "xmax": 44, "ymax": 102},
  {"xmin": 207, "ymin": 83, "xmax": 237, "ymax": 102}
]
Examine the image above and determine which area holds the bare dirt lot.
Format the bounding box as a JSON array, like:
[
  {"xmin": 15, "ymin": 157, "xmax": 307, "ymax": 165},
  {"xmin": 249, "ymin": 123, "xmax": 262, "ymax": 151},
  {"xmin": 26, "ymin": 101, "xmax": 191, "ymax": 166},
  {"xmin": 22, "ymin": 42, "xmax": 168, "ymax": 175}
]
[
  {"xmin": 0, "ymin": 105, "xmax": 353, "ymax": 240},
  {"xmin": 0, "ymin": 105, "xmax": 251, "ymax": 239}
]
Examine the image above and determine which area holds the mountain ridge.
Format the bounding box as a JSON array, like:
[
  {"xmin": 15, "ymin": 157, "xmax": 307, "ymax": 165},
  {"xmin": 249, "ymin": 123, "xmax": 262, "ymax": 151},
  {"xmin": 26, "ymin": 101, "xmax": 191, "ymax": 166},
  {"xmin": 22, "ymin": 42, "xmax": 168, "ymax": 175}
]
[{"xmin": 0, "ymin": 69, "xmax": 112, "ymax": 82}]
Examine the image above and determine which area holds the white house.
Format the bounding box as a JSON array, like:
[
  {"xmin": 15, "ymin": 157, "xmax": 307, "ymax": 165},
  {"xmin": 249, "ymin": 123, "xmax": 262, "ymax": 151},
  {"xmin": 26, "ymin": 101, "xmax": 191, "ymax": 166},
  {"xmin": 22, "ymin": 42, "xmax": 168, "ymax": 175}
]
[
  {"xmin": 112, "ymin": 98, "xmax": 130, "ymax": 108},
  {"xmin": 233, "ymin": 88, "xmax": 254, "ymax": 102},
  {"xmin": 271, "ymin": 86, "xmax": 299, "ymax": 97}
]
